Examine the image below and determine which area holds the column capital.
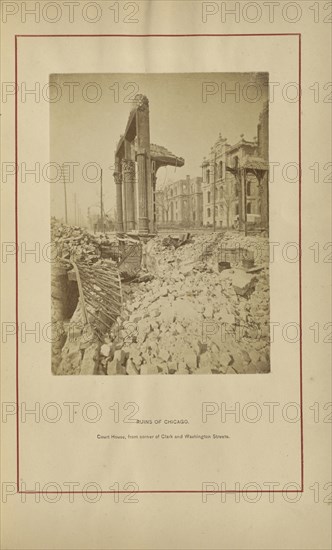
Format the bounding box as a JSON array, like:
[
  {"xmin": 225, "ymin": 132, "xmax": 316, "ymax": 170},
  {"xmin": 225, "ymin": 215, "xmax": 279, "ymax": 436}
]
[
  {"xmin": 121, "ymin": 158, "xmax": 135, "ymax": 177},
  {"xmin": 134, "ymin": 94, "xmax": 149, "ymax": 112},
  {"xmin": 113, "ymin": 171, "xmax": 122, "ymax": 185}
]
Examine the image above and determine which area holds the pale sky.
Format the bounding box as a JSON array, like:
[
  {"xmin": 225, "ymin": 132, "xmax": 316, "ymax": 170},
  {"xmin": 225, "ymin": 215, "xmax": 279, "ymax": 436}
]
[{"xmin": 50, "ymin": 72, "xmax": 268, "ymax": 224}]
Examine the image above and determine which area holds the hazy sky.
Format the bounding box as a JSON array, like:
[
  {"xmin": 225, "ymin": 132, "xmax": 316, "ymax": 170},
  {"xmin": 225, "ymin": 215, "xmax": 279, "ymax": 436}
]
[{"xmin": 50, "ymin": 72, "xmax": 268, "ymax": 223}]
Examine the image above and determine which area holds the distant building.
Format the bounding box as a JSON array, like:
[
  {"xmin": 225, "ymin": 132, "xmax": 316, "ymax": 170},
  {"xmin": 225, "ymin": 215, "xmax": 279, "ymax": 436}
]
[
  {"xmin": 201, "ymin": 102, "xmax": 269, "ymax": 232},
  {"xmin": 155, "ymin": 175, "xmax": 203, "ymax": 227},
  {"xmin": 155, "ymin": 103, "xmax": 269, "ymax": 233}
]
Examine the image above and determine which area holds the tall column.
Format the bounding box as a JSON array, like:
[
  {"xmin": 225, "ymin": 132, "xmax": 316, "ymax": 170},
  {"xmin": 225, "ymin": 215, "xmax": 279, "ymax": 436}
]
[
  {"xmin": 121, "ymin": 161, "xmax": 127, "ymax": 232},
  {"xmin": 152, "ymin": 171, "xmax": 157, "ymax": 224},
  {"xmin": 114, "ymin": 166, "xmax": 124, "ymax": 233},
  {"xmin": 238, "ymin": 169, "xmax": 245, "ymax": 231},
  {"xmin": 133, "ymin": 162, "xmax": 138, "ymax": 227},
  {"xmin": 136, "ymin": 95, "xmax": 151, "ymax": 233},
  {"xmin": 122, "ymin": 159, "xmax": 135, "ymax": 231},
  {"xmin": 260, "ymin": 172, "xmax": 269, "ymax": 234},
  {"xmin": 136, "ymin": 149, "xmax": 149, "ymax": 233},
  {"xmin": 243, "ymin": 169, "xmax": 247, "ymax": 236}
]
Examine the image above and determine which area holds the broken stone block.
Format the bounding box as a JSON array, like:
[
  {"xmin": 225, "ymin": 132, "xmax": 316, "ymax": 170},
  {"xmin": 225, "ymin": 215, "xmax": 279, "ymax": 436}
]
[
  {"xmin": 112, "ymin": 349, "xmax": 128, "ymax": 367},
  {"xmin": 210, "ymin": 342, "xmax": 220, "ymax": 354},
  {"xmin": 199, "ymin": 352, "xmax": 211, "ymax": 370},
  {"xmin": 140, "ymin": 351, "xmax": 150, "ymax": 363},
  {"xmin": 157, "ymin": 363, "xmax": 169, "ymax": 374},
  {"xmin": 225, "ymin": 365, "xmax": 238, "ymax": 374},
  {"xmin": 114, "ymin": 339, "xmax": 125, "ymax": 350},
  {"xmin": 140, "ymin": 362, "xmax": 159, "ymax": 375},
  {"xmin": 241, "ymin": 350, "xmax": 251, "ymax": 364},
  {"xmin": 137, "ymin": 319, "xmax": 152, "ymax": 342},
  {"xmin": 80, "ymin": 344, "xmax": 98, "ymax": 375},
  {"xmin": 248, "ymin": 349, "xmax": 260, "ymax": 364},
  {"xmin": 129, "ymin": 314, "xmax": 142, "ymax": 324},
  {"xmin": 256, "ymin": 359, "xmax": 270, "ymax": 373},
  {"xmin": 64, "ymin": 354, "xmax": 82, "ymax": 375},
  {"xmin": 203, "ymin": 304, "xmax": 214, "ymax": 318},
  {"xmin": 159, "ymin": 349, "xmax": 170, "ymax": 362},
  {"xmin": 100, "ymin": 343, "xmax": 112, "ymax": 357},
  {"xmin": 130, "ymin": 350, "xmax": 143, "ymax": 367},
  {"xmin": 167, "ymin": 362, "xmax": 178, "ymax": 374},
  {"xmin": 107, "ymin": 358, "xmax": 126, "ymax": 375},
  {"xmin": 191, "ymin": 339, "xmax": 207, "ymax": 356},
  {"xmin": 231, "ymin": 271, "xmax": 257, "ymax": 297},
  {"xmin": 220, "ymin": 352, "xmax": 232, "ymax": 367},
  {"xmin": 185, "ymin": 349, "xmax": 197, "ymax": 371},
  {"xmin": 126, "ymin": 360, "xmax": 139, "ymax": 375},
  {"xmin": 180, "ymin": 262, "xmax": 194, "ymax": 276},
  {"xmin": 194, "ymin": 364, "xmax": 212, "ymax": 374},
  {"xmin": 175, "ymin": 361, "xmax": 189, "ymax": 374}
]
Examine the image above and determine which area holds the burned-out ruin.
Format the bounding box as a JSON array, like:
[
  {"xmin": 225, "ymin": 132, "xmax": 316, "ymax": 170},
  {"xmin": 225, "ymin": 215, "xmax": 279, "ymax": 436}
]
[
  {"xmin": 51, "ymin": 78, "xmax": 271, "ymax": 376},
  {"xmin": 113, "ymin": 94, "xmax": 184, "ymax": 234}
]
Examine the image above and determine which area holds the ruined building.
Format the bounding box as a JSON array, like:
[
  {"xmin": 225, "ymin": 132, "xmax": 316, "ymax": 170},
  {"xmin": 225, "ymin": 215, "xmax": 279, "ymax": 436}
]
[
  {"xmin": 155, "ymin": 176, "xmax": 203, "ymax": 227},
  {"xmin": 113, "ymin": 95, "xmax": 184, "ymax": 234},
  {"xmin": 201, "ymin": 102, "xmax": 269, "ymax": 233}
]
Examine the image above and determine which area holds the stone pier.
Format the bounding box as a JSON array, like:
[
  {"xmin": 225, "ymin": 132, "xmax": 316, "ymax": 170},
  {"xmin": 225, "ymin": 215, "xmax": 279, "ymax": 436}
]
[
  {"xmin": 114, "ymin": 94, "xmax": 184, "ymax": 235},
  {"xmin": 114, "ymin": 168, "xmax": 124, "ymax": 233}
]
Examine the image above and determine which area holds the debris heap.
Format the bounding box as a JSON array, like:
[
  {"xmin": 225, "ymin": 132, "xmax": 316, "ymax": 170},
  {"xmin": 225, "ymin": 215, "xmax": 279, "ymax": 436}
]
[
  {"xmin": 104, "ymin": 231, "xmax": 270, "ymax": 375},
  {"xmin": 51, "ymin": 221, "xmax": 270, "ymax": 376},
  {"xmin": 51, "ymin": 221, "xmax": 123, "ymax": 375}
]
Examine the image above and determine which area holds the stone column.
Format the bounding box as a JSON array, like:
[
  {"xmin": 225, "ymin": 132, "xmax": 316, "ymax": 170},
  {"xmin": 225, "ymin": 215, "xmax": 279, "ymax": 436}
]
[
  {"xmin": 122, "ymin": 159, "xmax": 136, "ymax": 231},
  {"xmin": 114, "ymin": 169, "xmax": 124, "ymax": 232},
  {"xmin": 243, "ymin": 169, "xmax": 248, "ymax": 235},
  {"xmin": 238, "ymin": 169, "xmax": 245, "ymax": 231},
  {"xmin": 260, "ymin": 172, "xmax": 269, "ymax": 234},
  {"xmin": 136, "ymin": 95, "xmax": 151, "ymax": 233},
  {"xmin": 152, "ymin": 171, "xmax": 157, "ymax": 224},
  {"xmin": 136, "ymin": 149, "xmax": 149, "ymax": 233}
]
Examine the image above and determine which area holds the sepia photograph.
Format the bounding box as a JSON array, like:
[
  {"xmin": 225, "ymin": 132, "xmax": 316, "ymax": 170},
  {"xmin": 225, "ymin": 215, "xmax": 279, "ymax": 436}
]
[
  {"xmin": 2, "ymin": 8, "xmax": 330, "ymax": 550},
  {"xmin": 50, "ymin": 72, "xmax": 270, "ymax": 375}
]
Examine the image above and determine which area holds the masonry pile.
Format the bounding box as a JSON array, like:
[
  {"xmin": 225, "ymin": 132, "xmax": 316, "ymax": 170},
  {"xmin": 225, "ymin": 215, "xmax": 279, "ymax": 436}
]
[{"xmin": 106, "ymin": 231, "xmax": 270, "ymax": 375}]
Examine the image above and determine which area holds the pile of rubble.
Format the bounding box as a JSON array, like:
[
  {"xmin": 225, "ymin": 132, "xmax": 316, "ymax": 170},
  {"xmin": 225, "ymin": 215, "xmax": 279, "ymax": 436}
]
[
  {"xmin": 52, "ymin": 220, "xmax": 118, "ymax": 264},
  {"xmin": 51, "ymin": 224, "xmax": 270, "ymax": 376},
  {"xmin": 103, "ymin": 231, "xmax": 270, "ymax": 375},
  {"xmin": 51, "ymin": 220, "xmax": 121, "ymax": 375}
]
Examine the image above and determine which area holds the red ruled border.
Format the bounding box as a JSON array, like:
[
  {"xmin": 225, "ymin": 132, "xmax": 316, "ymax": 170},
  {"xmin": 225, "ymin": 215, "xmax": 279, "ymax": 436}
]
[{"xmin": 14, "ymin": 33, "xmax": 302, "ymax": 494}]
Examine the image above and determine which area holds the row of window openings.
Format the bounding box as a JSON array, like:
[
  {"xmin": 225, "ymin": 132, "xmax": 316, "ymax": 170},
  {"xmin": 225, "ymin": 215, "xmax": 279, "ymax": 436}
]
[
  {"xmin": 205, "ymin": 156, "xmax": 241, "ymax": 183},
  {"xmin": 168, "ymin": 184, "xmax": 196, "ymax": 197},
  {"xmin": 206, "ymin": 203, "xmax": 253, "ymax": 218},
  {"xmin": 206, "ymin": 182, "xmax": 252, "ymax": 204},
  {"xmin": 206, "ymin": 161, "xmax": 224, "ymax": 183},
  {"xmin": 169, "ymin": 199, "xmax": 192, "ymax": 210}
]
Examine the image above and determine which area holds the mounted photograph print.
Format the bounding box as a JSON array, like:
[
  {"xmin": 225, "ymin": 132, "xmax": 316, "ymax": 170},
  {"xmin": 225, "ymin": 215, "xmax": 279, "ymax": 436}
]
[{"xmin": 50, "ymin": 72, "xmax": 270, "ymax": 376}]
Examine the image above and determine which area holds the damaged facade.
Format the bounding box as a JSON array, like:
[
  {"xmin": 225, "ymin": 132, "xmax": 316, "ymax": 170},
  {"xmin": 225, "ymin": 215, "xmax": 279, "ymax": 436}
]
[
  {"xmin": 51, "ymin": 83, "xmax": 270, "ymax": 377},
  {"xmin": 153, "ymin": 102, "xmax": 269, "ymax": 234},
  {"xmin": 155, "ymin": 176, "xmax": 203, "ymax": 227},
  {"xmin": 113, "ymin": 94, "xmax": 184, "ymax": 234},
  {"xmin": 201, "ymin": 101, "xmax": 269, "ymax": 233}
]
